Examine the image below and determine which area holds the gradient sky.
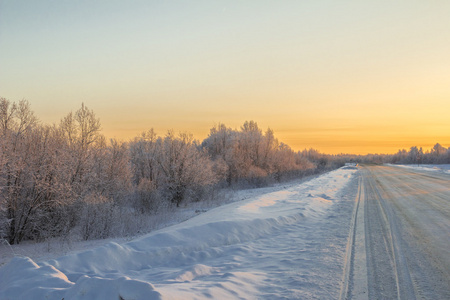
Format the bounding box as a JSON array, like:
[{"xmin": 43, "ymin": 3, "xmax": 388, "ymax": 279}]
[{"xmin": 1, "ymin": 1, "xmax": 449, "ymax": 154}]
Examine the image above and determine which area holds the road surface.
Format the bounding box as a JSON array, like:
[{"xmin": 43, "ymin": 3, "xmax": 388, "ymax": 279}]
[{"xmin": 341, "ymin": 165, "xmax": 450, "ymax": 300}]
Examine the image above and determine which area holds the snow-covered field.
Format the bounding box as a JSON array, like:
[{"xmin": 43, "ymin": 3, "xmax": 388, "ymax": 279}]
[
  {"xmin": 0, "ymin": 167, "xmax": 358, "ymax": 300},
  {"xmin": 389, "ymin": 163, "xmax": 450, "ymax": 174}
]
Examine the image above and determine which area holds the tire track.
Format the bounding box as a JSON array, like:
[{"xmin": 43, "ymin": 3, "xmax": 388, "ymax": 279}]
[
  {"xmin": 365, "ymin": 169, "xmax": 416, "ymax": 300},
  {"xmin": 339, "ymin": 175, "xmax": 362, "ymax": 300},
  {"xmin": 340, "ymin": 172, "xmax": 368, "ymax": 300}
]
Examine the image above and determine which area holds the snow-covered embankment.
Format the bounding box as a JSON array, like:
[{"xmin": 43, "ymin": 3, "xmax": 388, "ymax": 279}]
[{"xmin": 0, "ymin": 167, "xmax": 359, "ymax": 299}]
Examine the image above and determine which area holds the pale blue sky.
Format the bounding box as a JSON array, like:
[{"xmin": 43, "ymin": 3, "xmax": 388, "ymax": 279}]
[{"xmin": 1, "ymin": 1, "xmax": 449, "ymax": 153}]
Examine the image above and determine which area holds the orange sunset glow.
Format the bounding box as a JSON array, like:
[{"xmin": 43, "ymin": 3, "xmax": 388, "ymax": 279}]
[{"xmin": 1, "ymin": 1, "xmax": 449, "ymax": 154}]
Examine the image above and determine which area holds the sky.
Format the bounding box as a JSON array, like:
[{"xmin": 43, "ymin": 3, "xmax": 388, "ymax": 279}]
[{"xmin": 1, "ymin": 1, "xmax": 449, "ymax": 154}]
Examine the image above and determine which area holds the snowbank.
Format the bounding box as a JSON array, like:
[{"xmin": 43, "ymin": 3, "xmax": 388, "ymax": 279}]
[
  {"xmin": 0, "ymin": 167, "xmax": 358, "ymax": 300},
  {"xmin": 389, "ymin": 164, "xmax": 450, "ymax": 174}
]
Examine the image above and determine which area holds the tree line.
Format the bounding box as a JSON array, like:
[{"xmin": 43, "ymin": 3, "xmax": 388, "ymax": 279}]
[
  {"xmin": 389, "ymin": 144, "xmax": 450, "ymax": 165},
  {"xmin": 334, "ymin": 144, "xmax": 450, "ymax": 166},
  {"xmin": 0, "ymin": 99, "xmax": 340, "ymax": 245}
]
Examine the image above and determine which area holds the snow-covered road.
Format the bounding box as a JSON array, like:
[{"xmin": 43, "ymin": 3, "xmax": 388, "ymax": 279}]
[
  {"xmin": 0, "ymin": 167, "xmax": 359, "ymax": 299},
  {"xmin": 343, "ymin": 165, "xmax": 450, "ymax": 300}
]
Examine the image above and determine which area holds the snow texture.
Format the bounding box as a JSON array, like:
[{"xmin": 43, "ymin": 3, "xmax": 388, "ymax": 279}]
[{"xmin": 0, "ymin": 167, "xmax": 358, "ymax": 300}]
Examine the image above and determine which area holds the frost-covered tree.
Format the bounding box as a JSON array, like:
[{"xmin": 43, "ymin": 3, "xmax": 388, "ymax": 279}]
[
  {"xmin": 202, "ymin": 124, "xmax": 236, "ymax": 185},
  {"xmin": 408, "ymin": 146, "xmax": 420, "ymax": 164},
  {"xmin": 0, "ymin": 99, "xmax": 38, "ymax": 243},
  {"xmin": 59, "ymin": 103, "xmax": 103, "ymax": 195},
  {"xmin": 430, "ymin": 143, "xmax": 447, "ymax": 163},
  {"xmin": 128, "ymin": 129, "xmax": 165, "ymax": 212},
  {"xmin": 58, "ymin": 104, "xmax": 134, "ymax": 240},
  {"xmin": 202, "ymin": 123, "xmax": 235, "ymax": 160},
  {"xmin": 0, "ymin": 99, "xmax": 64, "ymax": 243},
  {"xmin": 156, "ymin": 131, "xmax": 217, "ymax": 206},
  {"xmin": 129, "ymin": 129, "xmax": 159, "ymax": 186}
]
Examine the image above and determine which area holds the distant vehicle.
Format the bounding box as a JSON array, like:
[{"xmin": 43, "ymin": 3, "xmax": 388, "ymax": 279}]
[{"xmin": 345, "ymin": 163, "xmax": 358, "ymax": 167}]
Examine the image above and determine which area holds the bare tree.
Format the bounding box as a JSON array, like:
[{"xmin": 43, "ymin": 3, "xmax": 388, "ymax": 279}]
[{"xmin": 59, "ymin": 103, "xmax": 103, "ymax": 197}]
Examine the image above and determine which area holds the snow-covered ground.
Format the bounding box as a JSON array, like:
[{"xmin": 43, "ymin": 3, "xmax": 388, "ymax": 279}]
[
  {"xmin": 389, "ymin": 163, "xmax": 450, "ymax": 174},
  {"xmin": 0, "ymin": 167, "xmax": 359, "ymax": 300}
]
